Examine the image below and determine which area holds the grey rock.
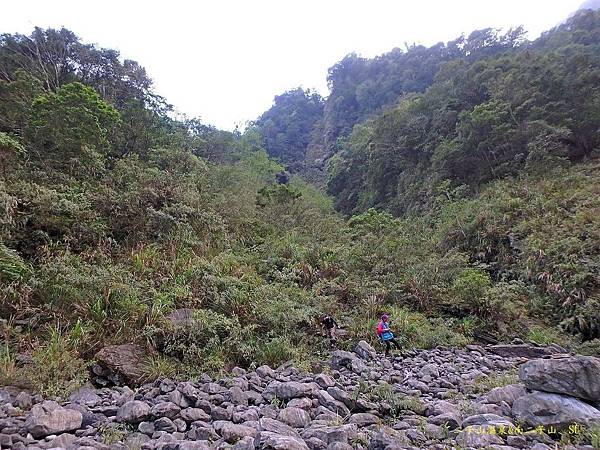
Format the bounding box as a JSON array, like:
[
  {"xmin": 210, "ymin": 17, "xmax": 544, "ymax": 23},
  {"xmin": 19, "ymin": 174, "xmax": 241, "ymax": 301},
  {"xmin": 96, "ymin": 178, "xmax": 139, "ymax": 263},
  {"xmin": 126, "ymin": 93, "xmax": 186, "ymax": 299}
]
[
  {"xmin": 427, "ymin": 412, "xmax": 461, "ymax": 430},
  {"xmin": 489, "ymin": 344, "xmax": 556, "ymax": 359},
  {"xmin": 264, "ymin": 382, "xmax": 316, "ymax": 401},
  {"xmin": 150, "ymin": 402, "xmax": 180, "ymax": 419},
  {"xmin": 116, "ymin": 400, "xmax": 151, "ymax": 423},
  {"xmin": 304, "ymin": 436, "xmax": 327, "ymax": 450},
  {"xmin": 419, "ymin": 363, "xmax": 439, "ymax": 379},
  {"xmin": 220, "ymin": 422, "xmax": 258, "ymax": 443},
  {"xmin": 519, "ymin": 356, "xmax": 600, "ymax": 401},
  {"xmin": 63, "ymin": 403, "xmax": 102, "ymax": 428},
  {"xmin": 278, "ymin": 407, "xmax": 312, "ymax": 428},
  {"xmin": 229, "ymin": 387, "xmax": 248, "ymax": 406},
  {"xmin": 287, "ymin": 398, "xmax": 313, "ymax": 410},
  {"xmin": 485, "ymin": 384, "xmax": 527, "ymax": 406},
  {"xmin": 178, "ymin": 382, "xmax": 201, "ymax": 403},
  {"xmin": 204, "ymin": 382, "xmax": 227, "ymax": 395},
  {"xmin": 259, "ymin": 431, "xmax": 310, "ymax": 450},
  {"xmin": 325, "ymin": 387, "xmax": 354, "ymax": 410},
  {"xmin": 125, "ymin": 432, "xmax": 151, "ymax": 448},
  {"xmin": 155, "ymin": 417, "xmax": 177, "ymax": 433},
  {"xmin": 24, "ymin": 401, "xmax": 83, "ymax": 439},
  {"xmin": 232, "ymin": 435, "xmax": 256, "ymax": 450},
  {"xmin": 316, "ymin": 390, "xmax": 350, "ymax": 417},
  {"xmin": 260, "ymin": 417, "xmax": 301, "ymax": 438},
  {"xmin": 530, "ymin": 444, "xmax": 551, "ymax": 450},
  {"xmin": 256, "ymin": 365, "xmax": 276, "ymax": 379},
  {"xmin": 354, "ymin": 341, "xmax": 376, "ymax": 360},
  {"xmin": 506, "ymin": 434, "xmax": 527, "ymax": 448},
  {"xmin": 513, "ymin": 391, "xmax": 600, "ymax": 429},
  {"xmin": 348, "ymin": 413, "xmax": 378, "ymax": 426},
  {"xmin": 93, "ymin": 343, "xmax": 150, "ymax": 386},
  {"xmin": 314, "ymin": 375, "xmax": 335, "ymax": 389},
  {"xmin": 178, "ymin": 442, "xmax": 211, "ymax": 450},
  {"xmin": 160, "ymin": 378, "xmax": 177, "ymax": 393},
  {"xmin": 47, "ymin": 432, "xmax": 77, "ymax": 448},
  {"xmin": 180, "ymin": 408, "xmax": 210, "ymax": 423},
  {"xmin": 426, "ymin": 400, "xmax": 460, "ymax": 417},
  {"xmin": 456, "ymin": 427, "xmax": 504, "ymax": 448},
  {"xmin": 327, "ymin": 443, "xmax": 353, "ymax": 450},
  {"xmin": 67, "ymin": 388, "xmax": 102, "ymax": 408},
  {"xmin": 462, "ymin": 413, "xmax": 514, "ymax": 428},
  {"xmin": 0, "ymin": 434, "xmax": 11, "ymax": 448},
  {"xmin": 366, "ymin": 427, "xmax": 410, "ymax": 448},
  {"xmin": 330, "ymin": 351, "xmax": 358, "ymax": 371},
  {"xmin": 138, "ymin": 421, "xmax": 155, "ymax": 436},
  {"xmin": 173, "ymin": 417, "xmax": 187, "ymax": 432},
  {"xmin": 301, "ymin": 424, "xmax": 358, "ymax": 445},
  {"xmin": 233, "ymin": 408, "xmax": 260, "ymax": 424},
  {"xmin": 246, "ymin": 390, "xmax": 264, "ymax": 406},
  {"xmin": 13, "ymin": 392, "xmax": 32, "ymax": 410},
  {"xmin": 187, "ymin": 425, "xmax": 219, "ymax": 441},
  {"xmin": 211, "ymin": 405, "xmax": 233, "ymax": 421}
]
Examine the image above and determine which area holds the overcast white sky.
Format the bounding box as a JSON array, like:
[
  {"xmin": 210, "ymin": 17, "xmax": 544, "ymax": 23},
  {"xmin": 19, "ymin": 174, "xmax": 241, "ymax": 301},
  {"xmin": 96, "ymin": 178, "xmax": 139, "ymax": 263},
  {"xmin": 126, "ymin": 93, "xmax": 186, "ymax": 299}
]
[{"xmin": 1, "ymin": 1, "xmax": 583, "ymax": 130}]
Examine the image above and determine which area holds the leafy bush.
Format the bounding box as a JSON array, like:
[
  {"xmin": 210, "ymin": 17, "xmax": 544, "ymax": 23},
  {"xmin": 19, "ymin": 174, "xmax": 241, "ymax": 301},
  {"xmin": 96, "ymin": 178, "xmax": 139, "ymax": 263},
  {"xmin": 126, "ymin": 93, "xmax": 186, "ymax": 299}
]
[
  {"xmin": 21, "ymin": 327, "xmax": 88, "ymax": 399},
  {"xmin": 0, "ymin": 244, "xmax": 30, "ymax": 283},
  {"xmin": 473, "ymin": 369, "xmax": 519, "ymax": 393}
]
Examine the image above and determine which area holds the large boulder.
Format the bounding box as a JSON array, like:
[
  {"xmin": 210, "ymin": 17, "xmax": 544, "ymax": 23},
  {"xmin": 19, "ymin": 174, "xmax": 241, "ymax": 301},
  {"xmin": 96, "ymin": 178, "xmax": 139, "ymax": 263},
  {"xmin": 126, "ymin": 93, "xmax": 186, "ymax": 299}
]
[
  {"xmin": 354, "ymin": 341, "xmax": 376, "ymax": 360},
  {"xmin": 263, "ymin": 381, "xmax": 317, "ymax": 401},
  {"xmin": 332, "ymin": 350, "xmax": 367, "ymax": 374},
  {"xmin": 488, "ymin": 344, "xmax": 558, "ymax": 359},
  {"xmin": 316, "ymin": 390, "xmax": 350, "ymax": 417},
  {"xmin": 331, "ymin": 350, "xmax": 357, "ymax": 370},
  {"xmin": 512, "ymin": 391, "xmax": 600, "ymax": 429},
  {"xmin": 519, "ymin": 356, "xmax": 600, "ymax": 401},
  {"xmin": 92, "ymin": 343, "xmax": 150, "ymax": 386},
  {"xmin": 116, "ymin": 400, "xmax": 151, "ymax": 423},
  {"xmin": 67, "ymin": 387, "xmax": 102, "ymax": 407},
  {"xmin": 24, "ymin": 401, "xmax": 83, "ymax": 438},
  {"xmin": 150, "ymin": 401, "xmax": 180, "ymax": 419},
  {"xmin": 484, "ymin": 384, "xmax": 527, "ymax": 406},
  {"xmin": 278, "ymin": 407, "xmax": 312, "ymax": 428}
]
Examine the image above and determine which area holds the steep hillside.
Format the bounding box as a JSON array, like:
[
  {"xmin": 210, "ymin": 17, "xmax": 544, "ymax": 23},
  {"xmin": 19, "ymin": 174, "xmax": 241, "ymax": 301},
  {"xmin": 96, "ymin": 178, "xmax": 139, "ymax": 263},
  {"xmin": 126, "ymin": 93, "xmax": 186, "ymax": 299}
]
[{"xmin": 0, "ymin": 17, "xmax": 599, "ymax": 407}]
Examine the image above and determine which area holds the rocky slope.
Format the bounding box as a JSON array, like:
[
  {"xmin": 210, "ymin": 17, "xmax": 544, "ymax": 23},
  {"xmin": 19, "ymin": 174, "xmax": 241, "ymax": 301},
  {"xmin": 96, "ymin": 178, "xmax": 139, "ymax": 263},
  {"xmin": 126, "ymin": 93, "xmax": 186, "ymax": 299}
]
[{"xmin": 1, "ymin": 342, "xmax": 599, "ymax": 449}]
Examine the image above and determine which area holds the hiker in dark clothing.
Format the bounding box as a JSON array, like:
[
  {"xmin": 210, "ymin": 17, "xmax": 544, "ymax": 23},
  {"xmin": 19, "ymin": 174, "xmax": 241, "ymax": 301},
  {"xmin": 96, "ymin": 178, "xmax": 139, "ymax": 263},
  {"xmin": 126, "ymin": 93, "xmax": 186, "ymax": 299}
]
[
  {"xmin": 322, "ymin": 314, "xmax": 339, "ymax": 345},
  {"xmin": 377, "ymin": 314, "xmax": 401, "ymax": 356}
]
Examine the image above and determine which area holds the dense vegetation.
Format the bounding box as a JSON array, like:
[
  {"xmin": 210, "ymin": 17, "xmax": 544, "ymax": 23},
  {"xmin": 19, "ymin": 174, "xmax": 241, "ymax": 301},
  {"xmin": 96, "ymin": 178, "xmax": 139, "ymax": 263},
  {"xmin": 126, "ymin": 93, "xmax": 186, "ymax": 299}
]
[
  {"xmin": 324, "ymin": 10, "xmax": 600, "ymax": 345},
  {"xmin": 1, "ymin": 12, "xmax": 599, "ymax": 398},
  {"xmin": 253, "ymin": 88, "xmax": 323, "ymax": 173}
]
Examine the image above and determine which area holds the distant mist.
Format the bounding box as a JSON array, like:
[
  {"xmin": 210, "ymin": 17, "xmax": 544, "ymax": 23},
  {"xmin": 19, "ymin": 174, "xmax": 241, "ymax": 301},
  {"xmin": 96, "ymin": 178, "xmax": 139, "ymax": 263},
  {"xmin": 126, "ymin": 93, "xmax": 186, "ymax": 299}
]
[{"xmin": 578, "ymin": 0, "xmax": 600, "ymax": 11}]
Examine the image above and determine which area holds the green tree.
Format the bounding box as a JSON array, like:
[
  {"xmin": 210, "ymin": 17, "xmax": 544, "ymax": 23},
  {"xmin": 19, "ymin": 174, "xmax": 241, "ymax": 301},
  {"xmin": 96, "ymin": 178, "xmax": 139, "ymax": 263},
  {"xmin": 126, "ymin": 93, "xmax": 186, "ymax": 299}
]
[{"xmin": 27, "ymin": 82, "xmax": 120, "ymax": 175}]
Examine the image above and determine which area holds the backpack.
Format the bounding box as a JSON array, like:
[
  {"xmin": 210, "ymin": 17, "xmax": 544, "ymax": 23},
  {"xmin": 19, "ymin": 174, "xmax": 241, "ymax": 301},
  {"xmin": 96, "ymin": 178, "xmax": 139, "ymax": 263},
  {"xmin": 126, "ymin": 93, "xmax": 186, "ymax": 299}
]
[{"xmin": 378, "ymin": 321, "xmax": 394, "ymax": 341}]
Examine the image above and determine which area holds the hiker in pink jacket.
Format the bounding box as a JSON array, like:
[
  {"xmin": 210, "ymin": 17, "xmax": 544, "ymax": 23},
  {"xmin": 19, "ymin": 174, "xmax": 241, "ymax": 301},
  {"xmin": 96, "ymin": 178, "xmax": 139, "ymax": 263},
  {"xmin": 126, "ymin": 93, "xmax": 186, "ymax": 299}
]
[{"xmin": 377, "ymin": 314, "xmax": 401, "ymax": 356}]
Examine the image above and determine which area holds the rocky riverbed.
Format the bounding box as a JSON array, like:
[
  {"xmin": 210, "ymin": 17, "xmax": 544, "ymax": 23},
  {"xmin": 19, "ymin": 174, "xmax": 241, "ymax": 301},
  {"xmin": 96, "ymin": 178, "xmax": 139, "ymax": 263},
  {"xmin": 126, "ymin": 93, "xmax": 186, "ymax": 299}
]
[{"xmin": 1, "ymin": 341, "xmax": 599, "ymax": 449}]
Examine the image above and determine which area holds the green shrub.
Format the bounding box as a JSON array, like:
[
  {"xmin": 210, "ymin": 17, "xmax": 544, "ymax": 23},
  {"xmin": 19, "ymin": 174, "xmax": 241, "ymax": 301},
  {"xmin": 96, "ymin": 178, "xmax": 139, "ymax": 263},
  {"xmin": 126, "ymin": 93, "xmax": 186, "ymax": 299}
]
[
  {"xmin": 0, "ymin": 344, "xmax": 18, "ymax": 386},
  {"xmin": 473, "ymin": 369, "xmax": 518, "ymax": 393},
  {"xmin": 0, "ymin": 244, "xmax": 30, "ymax": 283},
  {"xmin": 145, "ymin": 309, "xmax": 240, "ymax": 370},
  {"xmin": 21, "ymin": 327, "xmax": 88, "ymax": 399},
  {"xmin": 255, "ymin": 336, "xmax": 298, "ymax": 368}
]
